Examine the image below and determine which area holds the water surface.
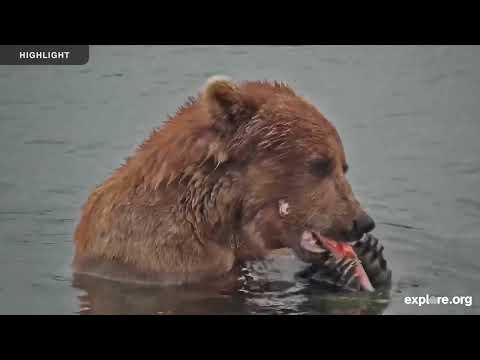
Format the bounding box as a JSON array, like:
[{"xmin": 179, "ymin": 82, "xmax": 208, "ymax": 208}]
[{"xmin": 0, "ymin": 45, "xmax": 479, "ymax": 314}]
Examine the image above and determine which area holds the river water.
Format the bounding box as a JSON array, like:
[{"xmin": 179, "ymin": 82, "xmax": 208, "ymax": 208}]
[{"xmin": 1, "ymin": 45, "xmax": 479, "ymax": 314}]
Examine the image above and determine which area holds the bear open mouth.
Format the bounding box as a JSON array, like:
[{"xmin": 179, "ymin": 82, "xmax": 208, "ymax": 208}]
[{"xmin": 300, "ymin": 230, "xmax": 375, "ymax": 292}]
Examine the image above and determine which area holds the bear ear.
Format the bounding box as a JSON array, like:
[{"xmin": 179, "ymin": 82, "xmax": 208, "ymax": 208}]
[{"xmin": 203, "ymin": 75, "xmax": 251, "ymax": 131}]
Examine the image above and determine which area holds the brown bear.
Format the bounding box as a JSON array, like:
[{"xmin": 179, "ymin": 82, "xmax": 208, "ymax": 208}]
[{"xmin": 73, "ymin": 76, "xmax": 378, "ymax": 289}]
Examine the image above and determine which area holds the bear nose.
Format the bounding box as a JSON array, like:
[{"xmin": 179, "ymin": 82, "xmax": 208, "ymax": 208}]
[{"xmin": 353, "ymin": 213, "xmax": 376, "ymax": 235}]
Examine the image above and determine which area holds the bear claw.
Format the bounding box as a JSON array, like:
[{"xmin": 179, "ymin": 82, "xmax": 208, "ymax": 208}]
[{"xmin": 297, "ymin": 234, "xmax": 392, "ymax": 292}]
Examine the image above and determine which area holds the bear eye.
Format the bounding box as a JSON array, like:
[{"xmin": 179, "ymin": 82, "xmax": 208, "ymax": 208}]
[{"xmin": 309, "ymin": 158, "xmax": 333, "ymax": 177}]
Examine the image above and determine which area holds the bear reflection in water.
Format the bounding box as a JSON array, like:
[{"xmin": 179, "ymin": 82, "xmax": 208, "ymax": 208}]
[{"xmin": 73, "ymin": 251, "xmax": 391, "ymax": 315}]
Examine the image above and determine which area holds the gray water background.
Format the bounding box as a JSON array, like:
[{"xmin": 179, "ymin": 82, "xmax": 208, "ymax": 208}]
[{"xmin": 0, "ymin": 45, "xmax": 479, "ymax": 314}]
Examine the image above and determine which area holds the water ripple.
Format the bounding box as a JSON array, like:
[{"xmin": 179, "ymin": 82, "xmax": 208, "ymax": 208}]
[
  {"xmin": 456, "ymin": 197, "xmax": 480, "ymax": 212},
  {"xmin": 24, "ymin": 139, "xmax": 67, "ymax": 145},
  {"xmin": 100, "ymin": 73, "xmax": 124, "ymax": 78}
]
